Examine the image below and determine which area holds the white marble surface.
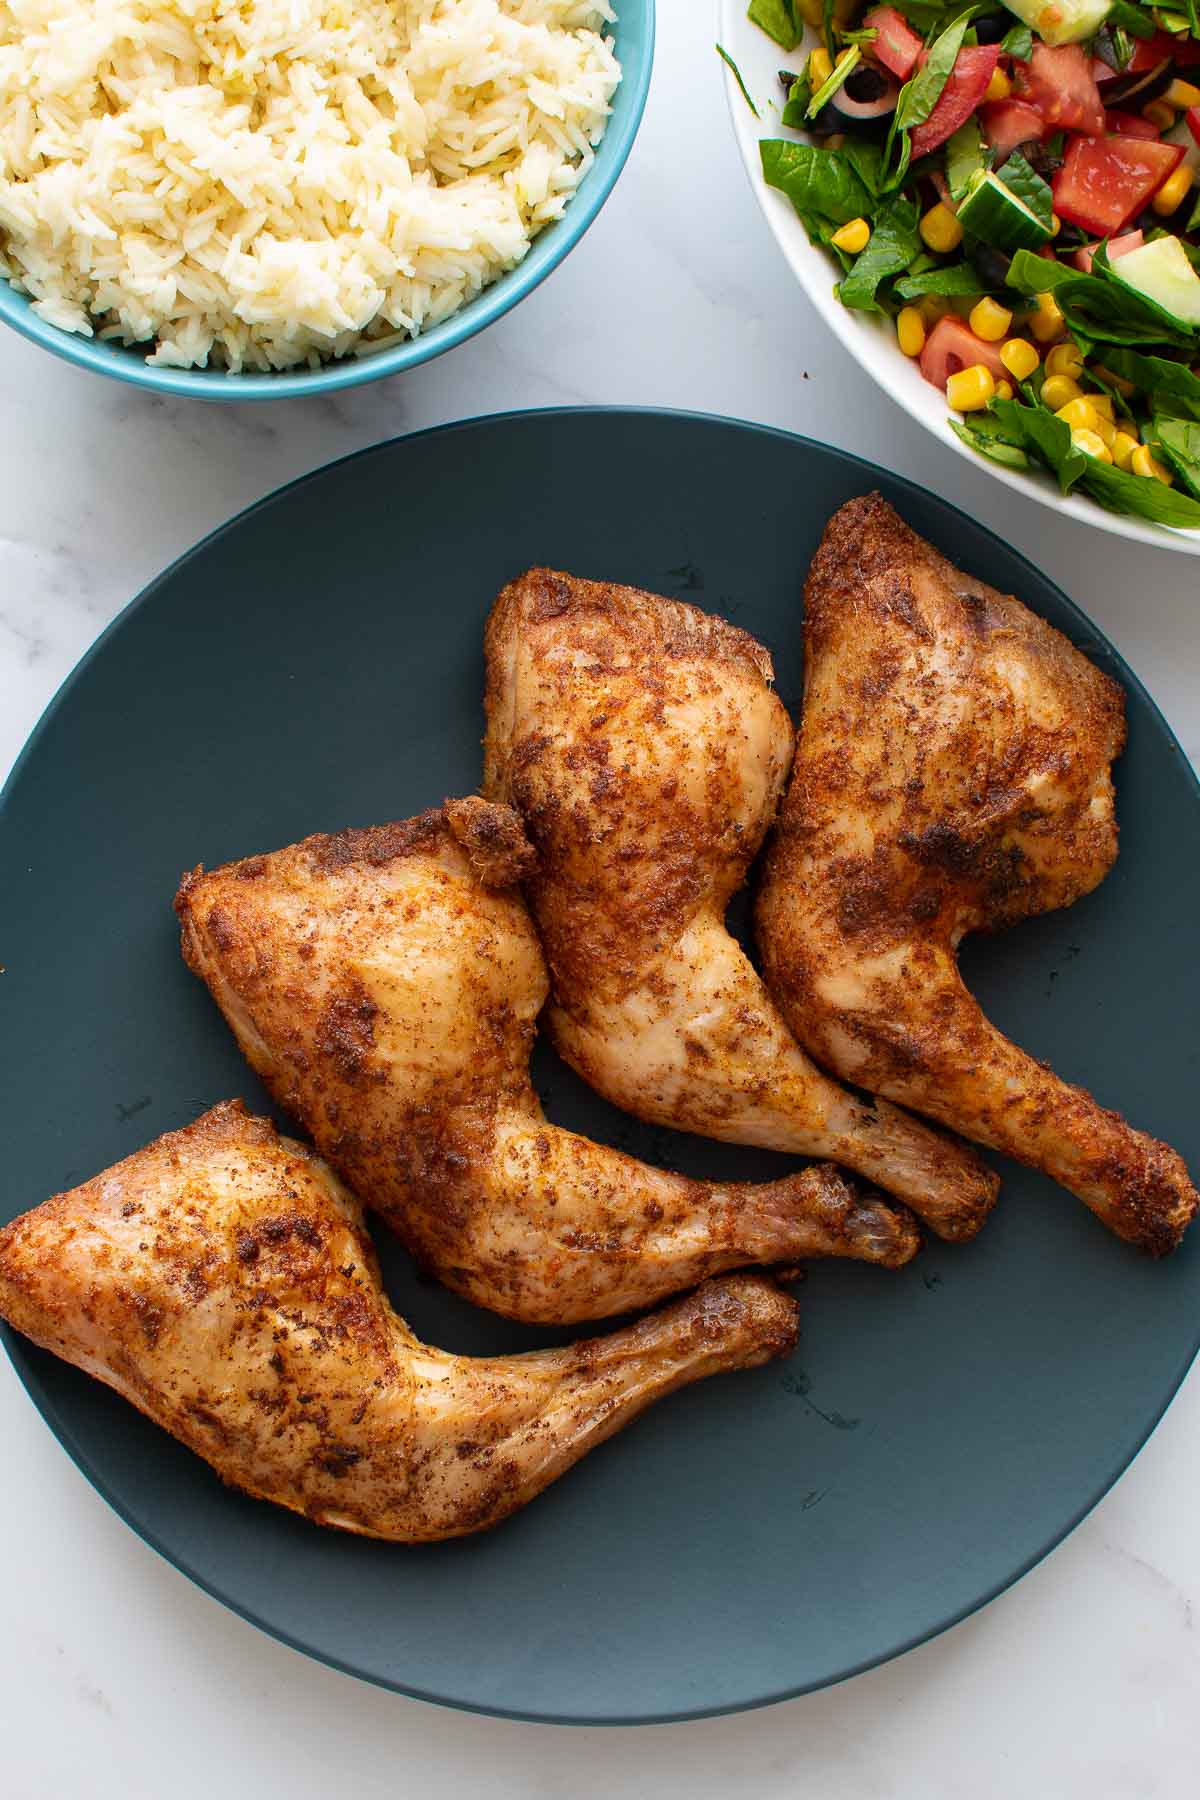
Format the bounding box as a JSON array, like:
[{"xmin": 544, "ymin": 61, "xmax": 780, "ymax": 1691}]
[{"xmin": 2, "ymin": 3, "xmax": 1198, "ymax": 1792}]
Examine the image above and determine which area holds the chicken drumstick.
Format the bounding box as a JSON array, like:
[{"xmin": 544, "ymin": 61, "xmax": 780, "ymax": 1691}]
[
  {"xmin": 756, "ymin": 494, "xmax": 1198, "ymax": 1256},
  {"xmin": 0, "ymin": 1103, "xmax": 799, "ymax": 1542},
  {"xmin": 176, "ymin": 799, "xmax": 918, "ymax": 1325},
  {"xmin": 483, "ymin": 566, "xmax": 997, "ymax": 1242}
]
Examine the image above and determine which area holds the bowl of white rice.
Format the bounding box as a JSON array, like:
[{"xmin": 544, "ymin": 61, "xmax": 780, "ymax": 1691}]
[{"xmin": 0, "ymin": 0, "xmax": 649, "ymax": 398}]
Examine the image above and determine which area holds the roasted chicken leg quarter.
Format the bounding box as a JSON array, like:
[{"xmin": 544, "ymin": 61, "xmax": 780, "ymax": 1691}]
[
  {"xmin": 756, "ymin": 494, "xmax": 1199, "ymax": 1255},
  {"xmin": 0, "ymin": 1103, "xmax": 800, "ymax": 1543},
  {"xmin": 176, "ymin": 800, "xmax": 919, "ymax": 1326},
  {"xmin": 483, "ymin": 566, "xmax": 998, "ymax": 1242}
]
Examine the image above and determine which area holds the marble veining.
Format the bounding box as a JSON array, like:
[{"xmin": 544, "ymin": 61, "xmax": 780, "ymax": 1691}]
[{"xmin": 0, "ymin": 3, "xmax": 1197, "ymax": 1793}]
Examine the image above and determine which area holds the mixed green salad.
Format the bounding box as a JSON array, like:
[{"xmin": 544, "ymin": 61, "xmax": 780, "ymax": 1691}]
[{"xmin": 738, "ymin": 0, "xmax": 1200, "ymax": 528}]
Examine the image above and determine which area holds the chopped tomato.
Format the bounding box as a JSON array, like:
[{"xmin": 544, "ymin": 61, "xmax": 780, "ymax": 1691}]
[
  {"xmin": 1130, "ymin": 31, "xmax": 1200, "ymax": 71},
  {"xmin": 863, "ymin": 6, "xmax": 922, "ymax": 81},
  {"xmin": 1105, "ymin": 110, "xmax": 1161, "ymax": 139},
  {"xmin": 1017, "ymin": 44, "xmax": 1105, "ymax": 137},
  {"xmin": 1052, "ymin": 133, "xmax": 1184, "ymax": 236},
  {"xmin": 919, "ymin": 315, "xmax": 1008, "ymax": 393},
  {"xmin": 1188, "ymin": 106, "xmax": 1200, "ymax": 148},
  {"xmin": 981, "ymin": 99, "xmax": 1046, "ymax": 161},
  {"xmin": 1072, "ymin": 229, "xmax": 1144, "ymax": 274},
  {"xmin": 910, "ymin": 46, "xmax": 1000, "ymax": 160}
]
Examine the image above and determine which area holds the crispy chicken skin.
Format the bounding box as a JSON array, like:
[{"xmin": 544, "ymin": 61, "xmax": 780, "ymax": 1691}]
[
  {"xmin": 0, "ymin": 1103, "xmax": 800, "ymax": 1542},
  {"xmin": 175, "ymin": 801, "xmax": 918, "ymax": 1325},
  {"xmin": 483, "ymin": 566, "xmax": 997, "ymax": 1242},
  {"xmin": 757, "ymin": 494, "xmax": 1199, "ymax": 1256}
]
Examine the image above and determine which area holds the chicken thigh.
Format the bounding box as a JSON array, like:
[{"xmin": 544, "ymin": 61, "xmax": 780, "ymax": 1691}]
[
  {"xmin": 756, "ymin": 494, "xmax": 1198, "ymax": 1255},
  {"xmin": 176, "ymin": 799, "xmax": 918, "ymax": 1325},
  {"xmin": 483, "ymin": 567, "xmax": 997, "ymax": 1242},
  {"xmin": 0, "ymin": 1103, "xmax": 799, "ymax": 1542}
]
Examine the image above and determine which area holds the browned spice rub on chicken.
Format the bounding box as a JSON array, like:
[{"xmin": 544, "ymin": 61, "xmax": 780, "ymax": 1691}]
[
  {"xmin": 0, "ymin": 1102, "xmax": 800, "ymax": 1542},
  {"xmin": 756, "ymin": 494, "xmax": 1199, "ymax": 1257},
  {"xmin": 175, "ymin": 799, "xmax": 919, "ymax": 1326},
  {"xmin": 483, "ymin": 566, "xmax": 997, "ymax": 1243}
]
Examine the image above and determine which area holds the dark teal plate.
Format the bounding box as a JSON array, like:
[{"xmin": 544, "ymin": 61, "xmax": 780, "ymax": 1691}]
[{"xmin": 2, "ymin": 410, "xmax": 1198, "ymax": 1724}]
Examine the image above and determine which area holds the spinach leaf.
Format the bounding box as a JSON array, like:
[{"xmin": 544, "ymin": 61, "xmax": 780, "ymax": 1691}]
[
  {"xmin": 1105, "ymin": 1, "xmax": 1156, "ymax": 40},
  {"xmin": 886, "ymin": 0, "xmax": 978, "ymax": 28},
  {"xmin": 990, "ymin": 397, "xmax": 1088, "ymax": 491},
  {"xmin": 760, "ymin": 139, "xmax": 874, "ymax": 225},
  {"xmin": 748, "ymin": 0, "xmax": 800, "ymax": 50},
  {"xmin": 782, "ymin": 73, "xmax": 812, "ymax": 126},
  {"xmin": 1007, "ymin": 247, "xmax": 1197, "ymax": 348},
  {"xmin": 1006, "ymin": 248, "xmax": 1076, "ymax": 292},
  {"xmin": 883, "ymin": 9, "xmax": 976, "ymax": 188},
  {"xmin": 842, "ymin": 138, "xmax": 886, "ymax": 196},
  {"xmin": 1080, "ymin": 456, "xmax": 1200, "ymax": 526},
  {"xmin": 1101, "ymin": 347, "xmax": 1200, "ymax": 419},
  {"xmin": 716, "ymin": 44, "xmax": 759, "ymax": 116},
  {"xmin": 895, "ymin": 263, "xmax": 997, "ymax": 297},
  {"xmin": 1000, "ymin": 22, "xmax": 1033, "ymax": 57},
  {"xmin": 1153, "ymin": 416, "xmax": 1200, "ymax": 497},
  {"xmin": 808, "ymin": 46, "xmax": 861, "ymax": 118},
  {"xmin": 999, "ymin": 151, "xmax": 1054, "ymax": 230},
  {"xmin": 951, "ymin": 419, "xmax": 1030, "ymax": 466},
  {"xmin": 839, "ymin": 196, "xmax": 922, "ymax": 311},
  {"xmin": 1188, "ymin": 190, "xmax": 1200, "ymax": 235},
  {"xmin": 973, "ymin": 408, "xmax": 1030, "ymax": 447},
  {"xmin": 945, "ymin": 118, "xmax": 985, "ymax": 201},
  {"xmin": 892, "ymin": 11, "xmax": 975, "ymax": 138}
]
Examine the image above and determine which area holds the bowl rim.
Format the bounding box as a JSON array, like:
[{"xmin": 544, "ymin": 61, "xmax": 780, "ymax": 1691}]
[
  {"xmin": 0, "ymin": 0, "xmax": 655, "ymax": 402},
  {"xmin": 716, "ymin": 0, "xmax": 1200, "ymax": 557}
]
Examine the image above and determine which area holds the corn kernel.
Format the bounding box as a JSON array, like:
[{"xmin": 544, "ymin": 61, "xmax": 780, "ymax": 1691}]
[
  {"xmin": 946, "ymin": 364, "xmax": 997, "ymax": 411},
  {"xmin": 1112, "ymin": 430, "xmax": 1140, "ymax": 470},
  {"xmin": 1087, "ymin": 392, "xmax": 1115, "ymax": 420},
  {"xmin": 919, "ymin": 202, "xmax": 963, "ymax": 254},
  {"xmin": 808, "ymin": 47, "xmax": 833, "ymax": 86},
  {"xmin": 1152, "ymin": 163, "xmax": 1195, "ymax": 216},
  {"xmin": 1057, "ymin": 400, "xmax": 1116, "ymax": 450},
  {"xmin": 1142, "ymin": 99, "xmax": 1176, "ymax": 131},
  {"xmin": 896, "ymin": 306, "xmax": 926, "ymax": 358},
  {"xmin": 1092, "ymin": 414, "xmax": 1117, "ymax": 450},
  {"xmin": 1071, "ymin": 428, "xmax": 1113, "ymax": 463},
  {"xmin": 1041, "ymin": 372, "xmax": 1084, "ymax": 411},
  {"xmin": 1132, "ymin": 444, "xmax": 1174, "ymax": 484},
  {"xmin": 969, "ymin": 296, "xmax": 1013, "ymax": 341},
  {"xmin": 995, "ymin": 379, "xmax": 1014, "ymax": 400},
  {"xmin": 985, "ymin": 66, "xmax": 1011, "ymax": 102},
  {"xmin": 1056, "ymin": 397, "xmax": 1103, "ymax": 435},
  {"xmin": 1000, "ymin": 337, "xmax": 1040, "ymax": 382},
  {"xmin": 1165, "ymin": 78, "xmax": 1200, "ymax": 108},
  {"xmin": 1049, "ymin": 213, "xmax": 1061, "ymax": 237},
  {"xmin": 831, "ymin": 217, "xmax": 871, "ymax": 253},
  {"xmin": 1029, "ymin": 292, "xmax": 1066, "ymax": 343},
  {"xmin": 1045, "ymin": 341, "xmax": 1084, "ymax": 380}
]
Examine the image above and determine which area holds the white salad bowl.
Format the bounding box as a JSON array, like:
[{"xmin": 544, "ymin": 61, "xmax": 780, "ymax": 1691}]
[{"xmin": 717, "ymin": 0, "xmax": 1200, "ymax": 553}]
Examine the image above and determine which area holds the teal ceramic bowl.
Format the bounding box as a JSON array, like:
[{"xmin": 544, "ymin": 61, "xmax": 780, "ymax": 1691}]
[{"xmin": 0, "ymin": 2, "xmax": 653, "ymax": 402}]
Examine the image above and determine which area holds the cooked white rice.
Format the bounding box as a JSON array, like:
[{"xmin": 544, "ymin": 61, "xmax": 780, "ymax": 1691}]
[{"xmin": 0, "ymin": 0, "xmax": 620, "ymax": 370}]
